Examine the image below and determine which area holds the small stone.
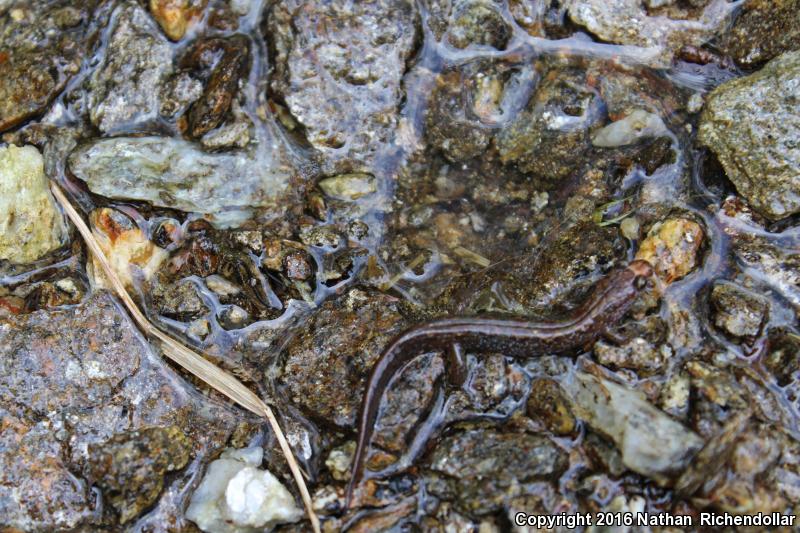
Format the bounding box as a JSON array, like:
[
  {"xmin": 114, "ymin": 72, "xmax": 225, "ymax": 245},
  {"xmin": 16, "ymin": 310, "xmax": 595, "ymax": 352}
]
[
  {"xmin": 699, "ymin": 50, "xmax": 800, "ymax": 220},
  {"xmin": 635, "ymin": 218, "xmax": 704, "ymax": 284},
  {"xmin": 591, "ymin": 109, "xmax": 668, "ymax": 147},
  {"xmin": 0, "ymin": 145, "xmax": 66, "ymax": 264},
  {"xmin": 85, "ymin": 426, "xmax": 192, "ymax": 524},
  {"xmin": 318, "ymin": 173, "xmax": 377, "ymax": 201},
  {"xmin": 88, "ymin": 208, "xmax": 167, "ymax": 291},
  {"xmin": 710, "ymin": 281, "xmax": 769, "ymax": 338},
  {"xmin": 185, "ymin": 447, "xmax": 303, "ymax": 533},
  {"xmin": 594, "ymin": 337, "xmax": 671, "ymax": 373},
  {"xmin": 325, "ymin": 442, "xmax": 355, "ymax": 481},
  {"xmin": 206, "ymin": 275, "xmax": 241, "ymax": 297},
  {"xmin": 721, "ymin": 0, "xmax": 800, "ymax": 68},
  {"xmin": 526, "ymin": 378, "xmax": 576, "ymax": 435},
  {"xmin": 218, "ymin": 305, "xmax": 249, "ymax": 330},
  {"xmin": 284, "ymin": 251, "xmax": 313, "ymax": 281},
  {"xmin": 149, "ymin": 0, "xmax": 207, "ymax": 41},
  {"xmin": 86, "ymin": 1, "xmax": 173, "ymax": 133},
  {"xmin": 563, "ymin": 372, "xmax": 703, "ymax": 483}
]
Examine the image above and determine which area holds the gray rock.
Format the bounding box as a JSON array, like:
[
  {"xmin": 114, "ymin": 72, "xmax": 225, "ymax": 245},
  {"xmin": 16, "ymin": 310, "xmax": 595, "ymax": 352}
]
[
  {"xmin": 710, "ymin": 281, "xmax": 769, "ymax": 338},
  {"xmin": 68, "ymin": 136, "xmax": 297, "ymax": 226},
  {"xmin": 0, "ymin": 291, "xmax": 240, "ymax": 530},
  {"xmin": 86, "ymin": 1, "xmax": 173, "ymax": 133},
  {"xmin": 428, "ymin": 429, "xmax": 567, "ymax": 515},
  {"xmin": 699, "ymin": 50, "xmax": 800, "ymax": 220},
  {"xmin": 267, "ymin": 0, "xmax": 417, "ymax": 173},
  {"xmin": 564, "ymin": 372, "xmax": 704, "ymax": 484}
]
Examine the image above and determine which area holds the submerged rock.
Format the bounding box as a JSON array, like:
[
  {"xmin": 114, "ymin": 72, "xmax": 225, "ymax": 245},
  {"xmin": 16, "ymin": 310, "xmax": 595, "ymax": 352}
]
[
  {"xmin": 710, "ymin": 281, "xmax": 769, "ymax": 338},
  {"xmin": 86, "ymin": 426, "xmax": 192, "ymax": 524},
  {"xmin": 699, "ymin": 50, "xmax": 800, "ymax": 220},
  {"xmin": 428, "ymin": 429, "xmax": 567, "ymax": 515},
  {"xmin": 564, "ymin": 372, "xmax": 704, "ymax": 484},
  {"xmin": 591, "ymin": 109, "xmax": 668, "ymax": 148},
  {"xmin": 186, "ymin": 447, "xmax": 303, "ymax": 533},
  {"xmin": 68, "ymin": 136, "xmax": 297, "ymax": 226},
  {"xmin": 88, "ymin": 207, "xmax": 167, "ymax": 291},
  {"xmin": 281, "ymin": 289, "xmax": 408, "ymax": 428},
  {"xmin": 722, "ymin": 0, "xmax": 800, "ymax": 68},
  {"xmin": 267, "ymin": 0, "xmax": 417, "ymax": 172},
  {"xmin": 564, "ymin": 0, "xmax": 735, "ymax": 63},
  {"xmin": 0, "ymin": 144, "xmax": 66, "ymax": 264},
  {"xmin": 149, "ymin": 0, "xmax": 207, "ymax": 41},
  {"xmin": 0, "ymin": 0, "xmax": 89, "ymax": 132},
  {"xmin": 86, "ymin": 1, "xmax": 173, "ymax": 133},
  {"xmin": 635, "ymin": 217, "xmax": 704, "ymax": 284}
]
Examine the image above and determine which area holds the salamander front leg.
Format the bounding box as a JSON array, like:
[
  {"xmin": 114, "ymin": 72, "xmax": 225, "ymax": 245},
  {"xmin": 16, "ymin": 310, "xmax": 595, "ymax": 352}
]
[{"xmin": 446, "ymin": 342, "xmax": 468, "ymax": 387}]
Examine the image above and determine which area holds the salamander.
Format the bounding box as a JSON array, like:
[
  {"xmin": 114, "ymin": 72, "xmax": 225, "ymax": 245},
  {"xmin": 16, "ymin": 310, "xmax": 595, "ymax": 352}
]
[{"xmin": 345, "ymin": 259, "xmax": 654, "ymax": 506}]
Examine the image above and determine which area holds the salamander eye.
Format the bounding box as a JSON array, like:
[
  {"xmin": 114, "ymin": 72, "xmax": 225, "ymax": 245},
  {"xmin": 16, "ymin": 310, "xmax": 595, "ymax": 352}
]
[{"xmin": 634, "ymin": 275, "xmax": 649, "ymax": 290}]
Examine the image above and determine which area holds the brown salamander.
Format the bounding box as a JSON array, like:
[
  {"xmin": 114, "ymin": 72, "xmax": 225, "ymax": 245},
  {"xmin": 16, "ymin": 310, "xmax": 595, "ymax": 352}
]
[{"xmin": 346, "ymin": 259, "xmax": 654, "ymax": 506}]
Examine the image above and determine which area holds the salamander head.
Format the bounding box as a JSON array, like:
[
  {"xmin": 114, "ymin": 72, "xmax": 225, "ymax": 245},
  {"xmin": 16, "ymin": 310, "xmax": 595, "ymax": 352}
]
[{"xmin": 627, "ymin": 259, "xmax": 654, "ymax": 281}]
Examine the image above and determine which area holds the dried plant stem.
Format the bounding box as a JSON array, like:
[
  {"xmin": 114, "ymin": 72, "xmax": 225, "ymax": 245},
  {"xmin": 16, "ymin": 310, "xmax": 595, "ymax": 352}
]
[{"xmin": 50, "ymin": 182, "xmax": 321, "ymax": 533}]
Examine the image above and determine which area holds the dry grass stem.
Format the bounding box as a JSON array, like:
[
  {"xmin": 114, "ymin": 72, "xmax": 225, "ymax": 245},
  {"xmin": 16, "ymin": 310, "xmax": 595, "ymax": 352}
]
[{"xmin": 50, "ymin": 182, "xmax": 321, "ymax": 533}]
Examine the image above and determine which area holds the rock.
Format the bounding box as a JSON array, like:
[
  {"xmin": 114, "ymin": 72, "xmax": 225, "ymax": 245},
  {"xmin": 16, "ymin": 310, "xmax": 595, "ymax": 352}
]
[
  {"xmin": 185, "ymin": 447, "xmax": 304, "ymax": 533},
  {"xmin": 0, "ymin": 0, "xmax": 89, "ymax": 132},
  {"xmin": 635, "ymin": 217, "xmax": 704, "ymax": 284},
  {"xmin": 564, "ymin": 372, "xmax": 704, "ymax": 484},
  {"xmin": 85, "ymin": 426, "xmax": 192, "ymax": 524},
  {"xmin": 594, "ymin": 337, "xmax": 671, "ymax": 373},
  {"xmin": 86, "ymin": 1, "xmax": 173, "ymax": 133},
  {"xmin": 68, "ymin": 136, "xmax": 297, "ymax": 226},
  {"xmin": 710, "ymin": 281, "xmax": 769, "ymax": 338},
  {"xmin": 149, "ymin": 0, "xmax": 207, "ymax": 41},
  {"xmin": 591, "ymin": 109, "xmax": 668, "ymax": 148},
  {"xmin": 0, "ymin": 291, "xmax": 240, "ymax": 529},
  {"xmin": 281, "ymin": 289, "xmax": 408, "ymax": 427},
  {"xmin": 181, "ymin": 35, "xmax": 251, "ymax": 138},
  {"xmin": 526, "ymin": 378, "xmax": 576, "ymax": 435},
  {"xmin": 428, "ymin": 429, "xmax": 567, "ymax": 515},
  {"xmin": 446, "ymin": 0, "xmax": 511, "ymax": 49},
  {"xmin": 0, "ymin": 144, "xmax": 66, "ymax": 264},
  {"xmin": 495, "ymin": 68, "xmax": 604, "ymax": 187},
  {"xmin": 564, "ymin": 0, "xmax": 736, "ymax": 64},
  {"xmin": 698, "ymin": 50, "xmax": 800, "ymax": 220},
  {"xmin": 721, "ymin": 0, "xmax": 800, "ymax": 68},
  {"xmin": 318, "ymin": 173, "xmax": 377, "ymax": 201},
  {"xmin": 267, "ymin": 0, "xmax": 417, "ymax": 172},
  {"xmin": 88, "ymin": 207, "xmax": 167, "ymax": 291}
]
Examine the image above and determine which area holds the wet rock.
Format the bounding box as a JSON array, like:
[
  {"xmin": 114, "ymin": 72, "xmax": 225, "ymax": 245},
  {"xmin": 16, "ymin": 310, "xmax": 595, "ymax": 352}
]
[
  {"xmin": 721, "ymin": 0, "xmax": 800, "ymax": 68},
  {"xmin": 281, "ymin": 289, "xmax": 408, "ymax": 428},
  {"xmin": 0, "ymin": 0, "xmax": 89, "ymax": 132},
  {"xmin": 526, "ymin": 378, "xmax": 576, "ymax": 435},
  {"xmin": 181, "ymin": 34, "xmax": 251, "ymax": 138},
  {"xmin": 594, "ymin": 337, "xmax": 671, "ymax": 373},
  {"xmin": 0, "ymin": 291, "xmax": 240, "ymax": 529},
  {"xmin": 149, "ymin": 0, "xmax": 207, "ymax": 41},
  {"xmin": 635, "ymin": 217, "xmax": 704, "ymax": 284},
  {"xmin": 428, "ymin": 429, "xmax": 567, "ymax": 515},
  {"xmin": 0, "ymin": 144, "xmax": 66, "ymax": 264},
  {"xmin": 447, "ymin": 0, "xmax": 511, "ymax": 49},
  {"xmin": 710, "ymin": 281, "xmax": 769, "ymax": 338},
  {"xmin": 564, "ymin": 371, "xmax": 704, "ymax": 483},
  {"xmin": 68, "ymin": 136, "xmax": 296, "ymax": 226},
  {"xmin": 151, "ymin": 278, "xmax": 209, "ymax": 321},
  {"xmin": 564, "ymin": 0, "xmax": 735, "ymax": 64},
  {"xmin": 495, "ymin": 68, "xmax": 604, "ymax": 187},
  {"xmin": 732, "ymin": 238, "xmax": 800, "ymax": 313},
  {"xmin": 88, "ymin": 207, "xmax": 167, "ymax": 291},
  {"xmin": 267, "ymin": 0, "xmax": 417, "ymax": 172},
  {"xmin": 698, "ymin": 50, "xmax": 800, "ymax": 220},
  {"xmin": 186, "ymin": 447, "xmax": 303, "ymax": 533},
  {"xmin": 591, "ymin": 109, "xmax": 668, "ymax": 148},
  {"xmin": 85, "ymin": 426, "xmax": 192, "ymax": 524},
  {"xmin": 325, "ymin": 442, "xmax": 355, "ymax": 482},
  {"xmin": 318, "ymin": 173, "xmax": 377, "ymax": 201},
  {"xmin": 0, "ymin": 410, "xmax": 94, "ymax": 530},
  {"xmin": 86, "ymin": 1, "xmax": 173, "ymax": 133}
]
